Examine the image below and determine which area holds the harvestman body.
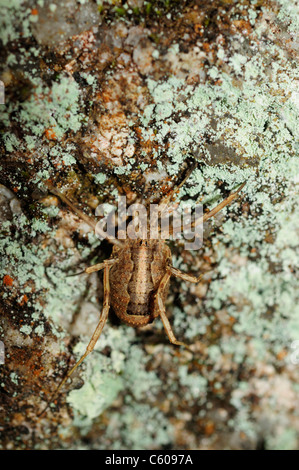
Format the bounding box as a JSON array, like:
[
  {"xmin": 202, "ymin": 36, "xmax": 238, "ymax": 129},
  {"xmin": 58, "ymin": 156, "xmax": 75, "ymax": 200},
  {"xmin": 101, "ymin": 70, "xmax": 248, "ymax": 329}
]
[{"xmin": 44, "ymin": 168, "xmax": 245, "ymax": 407}]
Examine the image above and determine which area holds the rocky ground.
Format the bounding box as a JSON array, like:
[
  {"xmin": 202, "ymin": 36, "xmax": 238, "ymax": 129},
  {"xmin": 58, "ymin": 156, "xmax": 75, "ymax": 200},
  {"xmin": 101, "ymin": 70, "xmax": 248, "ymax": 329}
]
[{"xmin": 0, "ymin": 0, "xmax": 298, "ymax": 450}]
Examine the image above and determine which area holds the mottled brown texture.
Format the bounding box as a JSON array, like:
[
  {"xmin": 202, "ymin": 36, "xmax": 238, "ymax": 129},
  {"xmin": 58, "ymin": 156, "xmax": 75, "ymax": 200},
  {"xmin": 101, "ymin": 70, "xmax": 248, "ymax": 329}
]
[{"xmin": 110, "ymin": 239, "xmax": 171, "ymax": 326}]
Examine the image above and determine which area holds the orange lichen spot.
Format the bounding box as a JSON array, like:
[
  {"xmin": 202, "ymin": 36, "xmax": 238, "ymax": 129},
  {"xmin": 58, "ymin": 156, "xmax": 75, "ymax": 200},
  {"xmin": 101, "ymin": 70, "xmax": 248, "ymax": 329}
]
[
  {"xmin": 202, "ymin": 43, "xmax": 210, "ymax": 53},
  {"xmin": 11, "ymin": 413, "xmax": 26, "ymax": 425},
  {"xmin": 44, "ymin": 128, "xmax": 57, "ymax": 140},
  {"xmin": 13, "ymin": 187, "xmax": 19, "ymax": 193},
  {"xmin": 233, "ymin": 20, "xmax": 252, "ymax": 35},
  {"xmin": 19, "ymin": 295, "xmax": 29, "ymax": 306},
  {"xmin": 204, "ymin": 420, "xmax": 215, "ymax": 436},
  {"xmin": 3, "ymin": 275, "xmax": 13, "ymax": 286},
  {"xmin": 277, "ymin": 349, "xmax": 287, "ymax": 361},
  {"xmin": 32, "ymin": 367, "xmax": 44, "ymax": 377},
  {"xmin": 134, "ymin": 126, "xmax": 142, "ymax": 138},
  {"xmin": 194, "ymin": 23, "xmax": 203, "ymax": 35},
  {"xmin": 31, "ymin": 8, "xmax": 38, "ymax": 15},
  {"xmin": 101, "ymin": 90, "xmax": 112, "ymax": 103}
]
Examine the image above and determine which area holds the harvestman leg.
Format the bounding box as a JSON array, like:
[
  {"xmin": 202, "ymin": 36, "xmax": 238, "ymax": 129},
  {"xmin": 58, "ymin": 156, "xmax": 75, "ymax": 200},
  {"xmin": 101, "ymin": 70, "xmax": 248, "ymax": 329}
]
[
  {"xmin": 155, "ymin": 266, "xmax": 202, "ymax": 349},
  {"xmin": 181, "ymin": 182, "xmax": 246, "ymax": 234},
  {"xmin": 165, "ymin": 182, "xmax": 246, "ymax": 237},
  {"xmin": 67, "ymin": 259, "xmax": 118, "ymax": 277},
  {"xmin": 45, "ymin": 260, "xmax": 114, "ymax": 408},
  {"xmin": 48, "ymin": 185, "xmax": 97, "ymax": 230},
  {"xmin": 48, "ymin": 184, "xmax": 122, "ymax": 246},
  {"xmin": 85, "ymin": 258, "xmax": 117, "ymax": 274},
  {"xmin": 156, "ymin": 183, "xmax": 245, "ymax": 349},
  {"xmin": 157, "ymin": 162, "xmax": 197, "ymax": 208},
  {"xmin": 168, "ymin": 266, "xmax": 202, "ymax": 283},
  {"xmin": 155, "ymin": 271, "xmax": 191, "ymax": 349}
]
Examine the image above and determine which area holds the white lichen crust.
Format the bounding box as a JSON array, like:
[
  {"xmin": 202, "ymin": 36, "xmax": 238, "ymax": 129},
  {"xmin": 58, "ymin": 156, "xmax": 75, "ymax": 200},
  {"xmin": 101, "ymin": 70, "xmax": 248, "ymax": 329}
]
[{"xmin": 0, "ymin": 0, "xmax": 298, "ymax": 450}]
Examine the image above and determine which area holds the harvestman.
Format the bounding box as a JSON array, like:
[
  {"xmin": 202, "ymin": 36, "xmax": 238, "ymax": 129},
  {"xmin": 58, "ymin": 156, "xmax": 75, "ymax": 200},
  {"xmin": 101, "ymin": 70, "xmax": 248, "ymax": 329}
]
[{"xmin": 43, "ymin": 167, "xmax": 245, "ymax": 408}]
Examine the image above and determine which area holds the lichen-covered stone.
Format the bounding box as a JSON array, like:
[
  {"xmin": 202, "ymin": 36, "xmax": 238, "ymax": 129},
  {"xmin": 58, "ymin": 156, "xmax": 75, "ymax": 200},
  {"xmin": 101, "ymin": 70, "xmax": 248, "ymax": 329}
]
[{"xmin": 0, "ymin": 0, "xmax": 298, "ymax": 450}]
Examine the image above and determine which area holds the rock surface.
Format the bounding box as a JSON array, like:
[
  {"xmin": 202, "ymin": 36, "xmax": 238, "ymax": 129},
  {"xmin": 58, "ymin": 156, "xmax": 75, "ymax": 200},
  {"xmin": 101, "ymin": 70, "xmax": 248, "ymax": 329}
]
[{"xmin": 0, "ymin": 0, "xmax": 298, "ymax": 450}]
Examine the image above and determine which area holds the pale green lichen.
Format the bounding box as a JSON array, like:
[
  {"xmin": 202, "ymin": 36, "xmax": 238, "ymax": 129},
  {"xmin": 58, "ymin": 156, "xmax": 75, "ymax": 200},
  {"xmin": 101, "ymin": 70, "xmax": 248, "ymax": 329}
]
[
  {"xmin": 1, "ymin": 71, "xmax": 86, "ymax": 181},
  {"xmin": 20, "ymin": 325, "xmax": 32, "ymax": 335},
  {"xmin": 105, "ymin": 403, "xmax": 173, "ymax": 450},
  {"xmin": 0, "ymin": 207, "xmax": 100, "ymax": 345},
  {"xmin": 66, "ymin": 327, "xmax": 164, "ymax": 434},
  {"xmin": 0, "ymin": 1, "xmax": 32, "ymax": 46},
  {"xmin": 94, "ymin": 172, "xmax": 107, "ymax": 184},
  {"xmin": 9, "ymin": 372, "xmax": 19, "ymax": 385},
  {"xmin": 276, "ymin": 0, "xmax": 299, "ymax": 33},
  {"xmin": 173, "ymin": 306, "xmax": 210, "ymax": 339},
  {"xmin": 266, "ymin": 428, "xmax": 298, "ymax": 451},
  {"xmin": 127, "ymin": 3, "xmax": 298, "ymax": 448},
  {"xmin": 1, "ymin": 0, "xmax": 298, "ymax": 451},
  {"xmin": 178, "ymin": 365, "xmax": 207, "ymax": 400},
  {"xmin": 34, "ymin": 324, "xmax": 44, "ymax": 336},
  {"xmin": 18, "ymin": 76, "xmax": 85, "ymax": 140}
]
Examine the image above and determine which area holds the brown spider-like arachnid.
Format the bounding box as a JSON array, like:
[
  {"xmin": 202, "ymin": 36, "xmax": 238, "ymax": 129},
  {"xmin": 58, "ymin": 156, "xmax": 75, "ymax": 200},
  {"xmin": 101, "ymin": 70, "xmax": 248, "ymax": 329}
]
[{"xmin": 44, "ymin": 164, "xmax": 245, "ymax": 407}]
